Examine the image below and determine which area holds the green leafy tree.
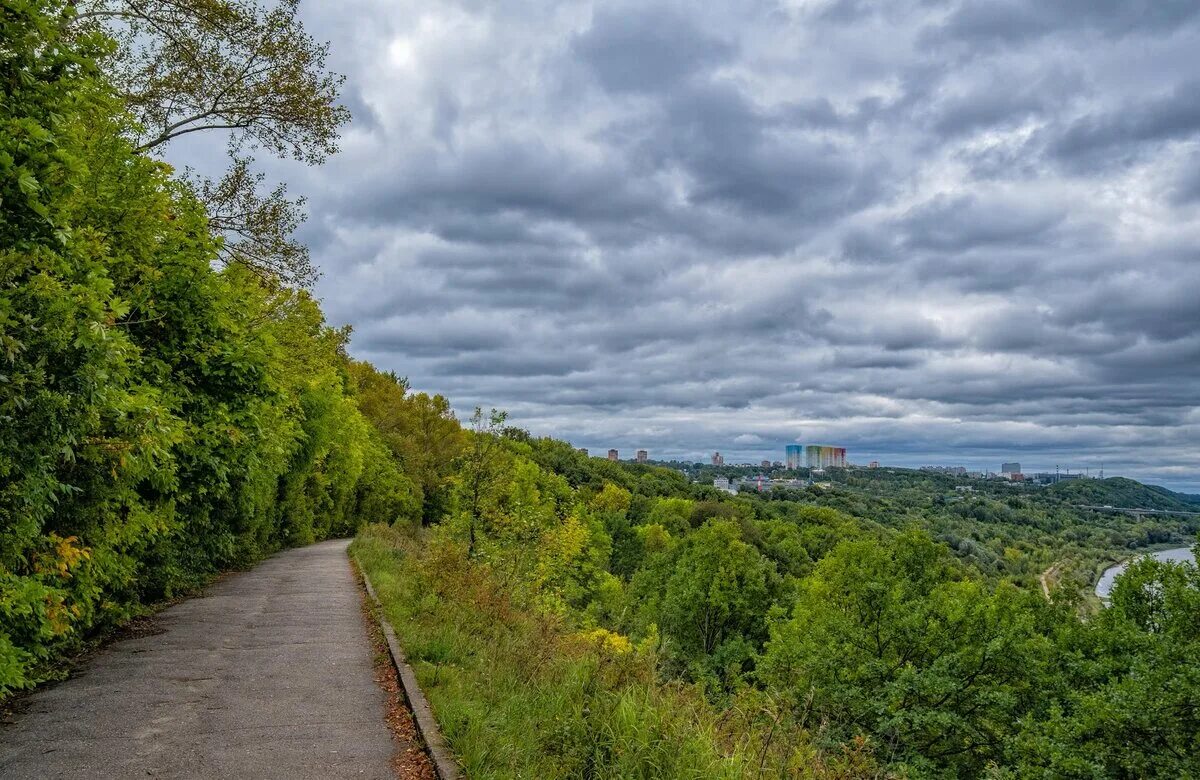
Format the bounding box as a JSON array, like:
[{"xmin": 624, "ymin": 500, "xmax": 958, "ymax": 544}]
[
  {"xmin": 645, "ymin": 497, "xmax": 693, "ymax": 536},
  {"xmin": 761, "ymin": 531, "xmax": 1051, "ymax": 777},
  {"xmin": 657, "ymin": 520, "xmax": 775, "ymax": 683},
  {"xmin": 346, "ymin": 361, "xmax": 411, "ymax": 453},
  {"xmin": 460, "ymin": 407, "xmax": 506, "ymax": 555}
]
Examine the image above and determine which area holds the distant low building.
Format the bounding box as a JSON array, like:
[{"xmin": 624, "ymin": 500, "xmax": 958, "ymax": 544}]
[
  {"xmin": 761, "ymin": 460, "xmax": 772, "ymax": 469},
  {"xmin": 922, "ymin": 465, "xmax": 967, "ymax": 475},
  {"xmin": 636, "ymin": 449, "xmax": 648, "ymax": 463},
  {"xmin": 712, "ymin": 477, "xmax": 737, "ymax": 495},
  {"xmin": 735, "ymin": 476, "xmax": 770, "ymax": 492},
  {"xmin": 578, "ymin": 448, "xmax": 588, "ymax": 456},
  {"xmin": 607, "ymin": 449, "xmax": 619, "ymax": 461},
  {"xmin": 869, "ymin": 461, "xmax": 879, "ymax": 469},
  {"xmin": 1027, "ymin": 471, "xmax": 1083, "ymax": 483}
]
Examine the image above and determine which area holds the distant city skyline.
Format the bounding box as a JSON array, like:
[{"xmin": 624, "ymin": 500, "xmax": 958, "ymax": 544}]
[{"xmin": 567, "ymin": 440, "xmax": 1185, "ymax": 490}]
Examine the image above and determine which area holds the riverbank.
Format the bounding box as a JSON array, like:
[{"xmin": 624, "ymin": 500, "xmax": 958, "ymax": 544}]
[{"xmin": 1095, "ymin": 545, "xmax": 1196, "ymax": 600}]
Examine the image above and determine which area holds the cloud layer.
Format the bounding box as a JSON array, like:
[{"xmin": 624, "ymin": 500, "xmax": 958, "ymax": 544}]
[{"xmin": 216, "ymin": 0, "xmax": 1200, "ymax": 488}]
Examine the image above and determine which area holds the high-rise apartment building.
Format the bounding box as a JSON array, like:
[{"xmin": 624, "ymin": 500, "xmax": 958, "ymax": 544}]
[
  {"xmin": 785, "ymin": 444, "xmax": 803, "ymax": 469},
  {"xmin": 1001, "ymin": 462, "xmax": 1020, "ymax": 475},
  {"xmin": 805, "ymin": 445, "xmax": 847, "ymax": 468},
  {"xmin": 636, "ymin": 449, "xmax": 648, "ymax": 463},
  {"xmin": 607, "ymin": 449, "xmax": 619, "ymax": 461},
  {"xmin": 712, "ymin": 452, "xmax": 724, "ymax": 466}
]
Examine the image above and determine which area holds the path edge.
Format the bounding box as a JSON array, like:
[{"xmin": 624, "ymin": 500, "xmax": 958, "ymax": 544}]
[{"xmin": 353, "ymin": 556, "xmax": 462, "ymax": 780}]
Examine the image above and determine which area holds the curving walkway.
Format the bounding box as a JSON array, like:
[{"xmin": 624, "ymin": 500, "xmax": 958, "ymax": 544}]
[{"xmin": 1, "ymin": 539, "xmax": 403, "ymax": 779}]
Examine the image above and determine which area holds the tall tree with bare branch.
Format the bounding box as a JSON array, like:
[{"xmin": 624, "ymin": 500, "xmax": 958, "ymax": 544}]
[{"xmin": 69, "ymin": 0, "xmax": 350, "ymax": 286}]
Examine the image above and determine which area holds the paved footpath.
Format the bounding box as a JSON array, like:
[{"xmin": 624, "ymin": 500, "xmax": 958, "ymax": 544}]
[{"xmin": 1, "ymin": 539, "xmax": 402, "ymax": 779}]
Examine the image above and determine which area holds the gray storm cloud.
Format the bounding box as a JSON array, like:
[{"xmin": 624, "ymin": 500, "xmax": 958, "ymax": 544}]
[{"xmin": 174, "ymin": 0, "xmax": 1200, "ymax": 490}]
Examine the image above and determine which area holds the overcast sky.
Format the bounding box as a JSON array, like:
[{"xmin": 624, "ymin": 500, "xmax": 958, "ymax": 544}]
[{"xmin": 196, "ymin": 0, "xmax": 1200, "ymax": 490}]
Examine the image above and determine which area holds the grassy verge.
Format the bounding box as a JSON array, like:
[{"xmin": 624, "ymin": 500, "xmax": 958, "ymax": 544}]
[
  {"xmin": 349, "ymin": 524, "xmax": 752, "ymax": 779},
  {"xmin": 349, "ymin": 555, "xmax": 438, "ymax": 779}
]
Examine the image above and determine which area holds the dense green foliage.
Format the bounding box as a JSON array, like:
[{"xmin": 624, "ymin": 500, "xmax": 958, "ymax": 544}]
[
  {"xmin": 0, "ymin": 0, "xmax": 418, "ymax": 693},
  {"xmin": 355, "ymin": 430, "xmax": 1200, "ymax": 778},
  {"xmin": 353, "ymin": 526, "xmax": 759, "ymax": 780}
]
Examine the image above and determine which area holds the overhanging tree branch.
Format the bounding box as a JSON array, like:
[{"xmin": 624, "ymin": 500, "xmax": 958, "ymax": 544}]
[{"xmin": 67, "ymin": 0, "xmax": 350, "ymax": 287}]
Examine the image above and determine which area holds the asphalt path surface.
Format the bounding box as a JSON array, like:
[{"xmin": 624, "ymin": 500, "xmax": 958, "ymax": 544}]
[{"xmin": 1, "ymin": 539, "xmax": 400, "ymax": 778}]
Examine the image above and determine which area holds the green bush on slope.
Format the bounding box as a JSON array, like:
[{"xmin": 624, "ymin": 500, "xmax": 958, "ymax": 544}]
[{"xmin": 351, "ymin": 524, "xmax": 864, "ymax": 780}]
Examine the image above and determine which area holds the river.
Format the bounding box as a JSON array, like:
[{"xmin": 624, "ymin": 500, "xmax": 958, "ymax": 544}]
[{"xmin": 1095, "ymin": 546, "xmax": 1196, "ymax": 600}]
